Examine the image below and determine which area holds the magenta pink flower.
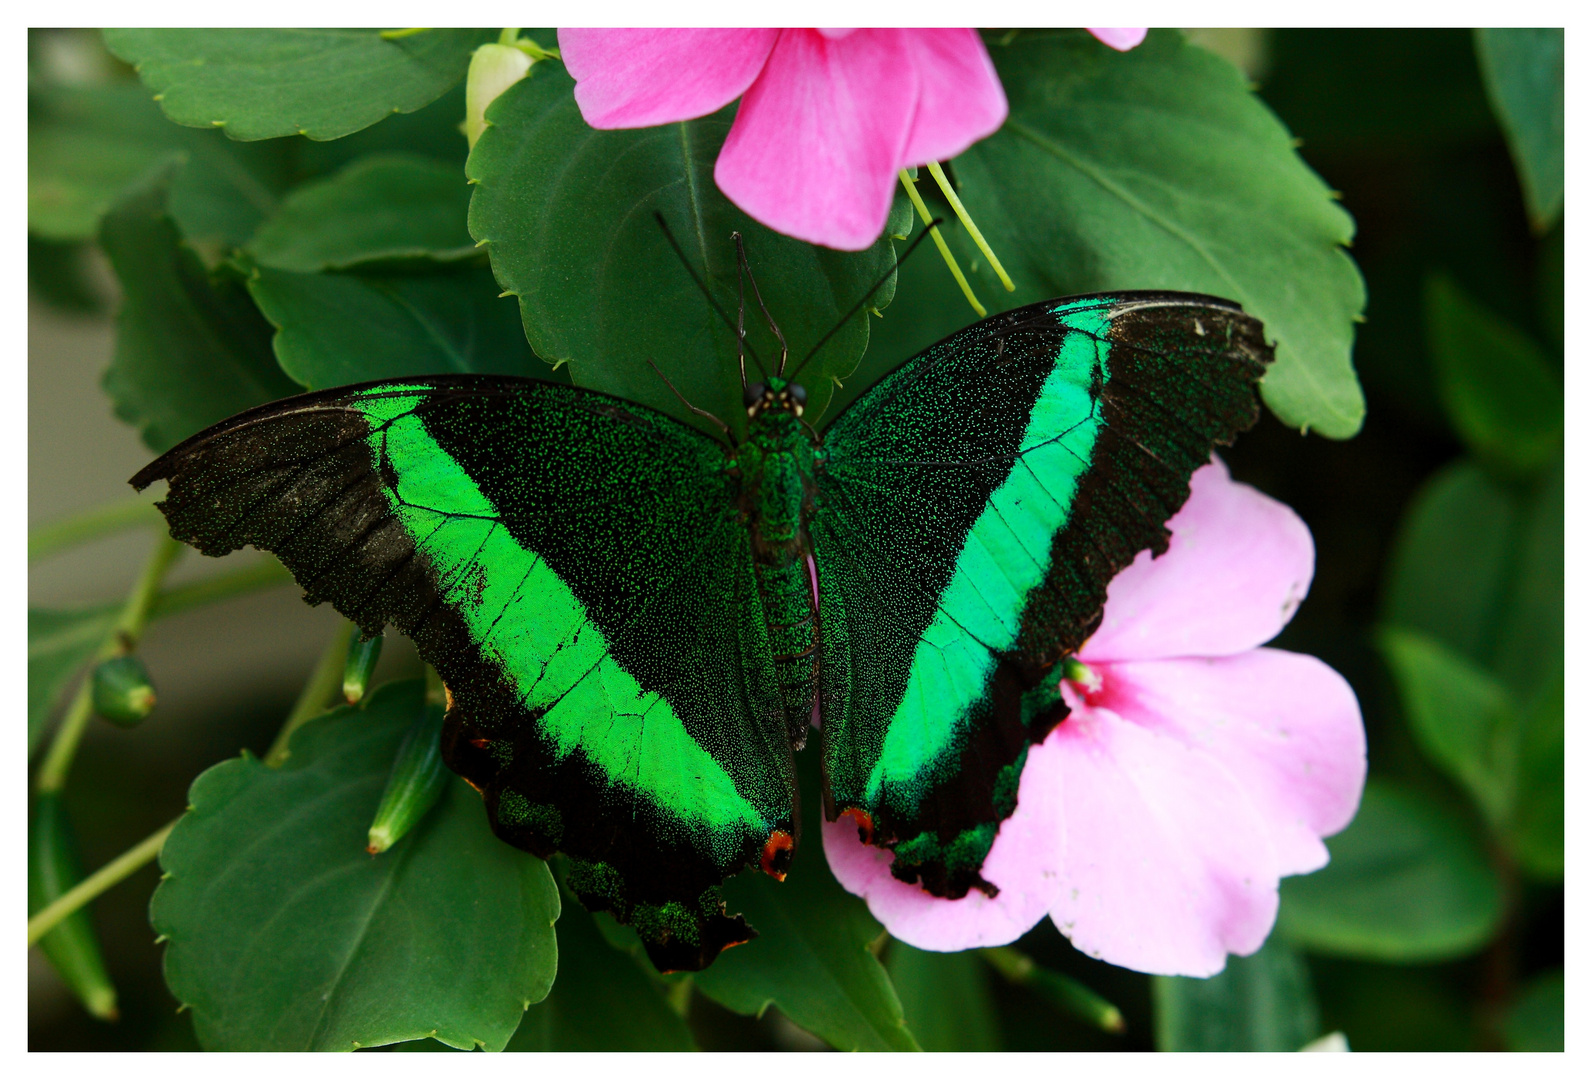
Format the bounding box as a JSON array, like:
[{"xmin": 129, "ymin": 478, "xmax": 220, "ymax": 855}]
[
  {"xmin": 559, "ymin": 28, "xmax": 1143, "ymax": 251},
  {"xmin": 823, "ymin": 459, "xmax": 1366, "ymax": 976}
]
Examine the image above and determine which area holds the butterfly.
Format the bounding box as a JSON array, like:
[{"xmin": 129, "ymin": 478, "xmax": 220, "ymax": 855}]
[{"xmin": 131, "ymin": 289, "xmax": 1270, "ymax": 972}]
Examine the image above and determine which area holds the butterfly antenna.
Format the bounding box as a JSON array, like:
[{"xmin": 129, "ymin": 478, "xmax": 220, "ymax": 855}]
[
  {"xmin": 653, "ymin": 211, "xmax": 766, "ymax": 376},
  {"xmin": 646, "ymin": 358, "xmax": 734, "ymax": 443},
  {"xmin": 787, "ymin": 218, "xmax": 945, "ymax": 383},
  {"xmin": 733, "ymin": 232, "xmax": 789, "ymax": 376}
]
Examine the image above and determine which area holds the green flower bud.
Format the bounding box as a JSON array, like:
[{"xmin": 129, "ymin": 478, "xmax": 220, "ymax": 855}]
[
  {"xmin": 463, "ymin": 42, "xmax": 533, "ymax": 148},
  {"xmin": 343, "ymin": 631, "xmax": 384, "ymax": 705},
  {"xmin": 366, "ymin": 693, "xmax": 448, "ymax": 854},
  {"xmin": 29, "ymin": 793, "xmax": 118, "ymax": 1021},
  {"xmin": 91, "ymin": 654, "xmax": 156, "ymax": 727}
]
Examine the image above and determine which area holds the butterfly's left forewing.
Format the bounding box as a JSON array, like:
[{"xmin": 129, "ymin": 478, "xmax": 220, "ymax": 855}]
[
  {"xmin": 132, "ymin": 376, "xmax": 795, "ymax": 971},
  {"xmin": 815, "ymin": 294, "xmax": 1271, "ymax": 897}
]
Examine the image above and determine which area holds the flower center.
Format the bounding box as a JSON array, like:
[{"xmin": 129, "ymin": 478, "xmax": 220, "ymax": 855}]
[{"xmin": 1060, "ymin": 656, "xmax": 1107, "ymax": 708}]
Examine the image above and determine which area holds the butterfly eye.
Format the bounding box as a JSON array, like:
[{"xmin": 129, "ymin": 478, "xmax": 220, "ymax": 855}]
[
  {"xmin": 744, "ymin": 382, "xmax": 766, "ymax": 408},
  {"xmin": 788, "ymin": 384, "xmax": 807, "ymax": 407}
]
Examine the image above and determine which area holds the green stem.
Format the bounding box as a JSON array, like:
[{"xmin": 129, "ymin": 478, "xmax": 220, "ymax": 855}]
[
  {"xmin": 898, "ymin": 170, "xmax": 986, "ymax": 318},
  {"xmin": 27, "ymin": 818, "xmax": 177, "ymax": 947},
  {"xmin": 982, "ymin": 946, "xmax": 1126, "ymax": 1034},
  {"xmin": 925, "ymin": 161, "xmax": 1015, "ymax": 292},
  {"xmin": 379, "ymin": 27, "xmax": 429, "ymax": 40},
  {"xmin": 29, "ymin": 497, "xmax": 162, "ymax": 561},
  {"xmin": 265, "ymin": 622, "xmax": 356, "ymax": 767},
  {"xmin": 35, "ymin": 536, "xmax": 184, "ymax": 794},
  {"xmin": 149, "ymin": 558, "xmax": 293, "ymax": 620}
]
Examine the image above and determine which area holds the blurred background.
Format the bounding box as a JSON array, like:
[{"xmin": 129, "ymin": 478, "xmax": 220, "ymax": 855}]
[{"xmin": 29, "ymin": 28, "xmax": 1562, "ymax": 1050}]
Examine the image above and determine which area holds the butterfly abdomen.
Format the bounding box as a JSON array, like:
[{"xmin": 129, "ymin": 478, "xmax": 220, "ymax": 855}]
[{"xmin": 742, "ymin": 408, "xmax": 822, "ymax": 748}]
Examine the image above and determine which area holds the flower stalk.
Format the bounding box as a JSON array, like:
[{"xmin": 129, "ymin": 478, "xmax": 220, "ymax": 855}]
[
  {"xmin": 899, "ymin": 170, "xmax": 986, "ymax": 317},
  {"xmin": 925, "ymin": 161, "xmax": 1015, "ymax": 292}
]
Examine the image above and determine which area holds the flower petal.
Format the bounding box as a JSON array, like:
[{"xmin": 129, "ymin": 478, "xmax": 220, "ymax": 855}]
[
  {"xmin": 822, "ymin": 737, "xmax": 1067, "ymax": 950},
  {"xmin": 1088, "ymin": 28, "xmax": 1149, "ymax": 51},
  {"xmin": 715, "ymin": 28, "xmax": 917, "ymax": 250},
  {"xmin": 1081, "ymin": 459, "xmax": 1315, "ymax": 663},
  {"xmin": 899, "ymin": 29, "xmax": 1008, "ymax": 167},
  {"xmin": 1097, "ymin": 650, "xmax": 1367, "ymax": 877},
  {"xmin": 559, "ymin": 28, "xmax": 779, "ymax": 128},
  {"xmin": 1045, "ymin": 705, "xmax": 1279, "ymax": 976}
]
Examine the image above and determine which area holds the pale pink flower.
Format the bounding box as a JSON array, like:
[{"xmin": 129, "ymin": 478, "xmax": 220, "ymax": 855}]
[
  {"xmin": 559, "ymin": 28, "xmax": 1144, "ymax": 251},
  {"xmin": 823, "ymin": 458, "xmax": 1366, "ymax": 977}
]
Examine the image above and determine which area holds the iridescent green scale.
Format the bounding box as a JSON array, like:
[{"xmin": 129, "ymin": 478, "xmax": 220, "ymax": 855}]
[{"xmin": 132, "ymin": 292, "xmax": 1270, "ymax": 970}]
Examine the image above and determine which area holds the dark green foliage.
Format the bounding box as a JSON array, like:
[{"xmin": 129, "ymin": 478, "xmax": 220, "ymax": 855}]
[
  {"xmin": 247, "ymin": 263, "xmax": 550, "ymax": 388},
  {"xmin": 28, "ymin": 605, "xmax": 115, "ymax": 755},
  {"xmin": 466, "ymin": 60, "xmax": 910, "ymax": 438},
  {"xmin": 1424, "ymin": 274, "xmax": 1561, "ymax": 475},
  {"xmin": 246, "ymin": 154, "xmax": 476, "ymax": 272},
  {"xmin": 102, "ymin": 29, "xmax": 495, "ymax": 142},
  {"xmin": 99, "ymin": 172, "xmax": 300, "ymax": 453},
  {"xmin": 925, "ymin": 30, "xmax": 1365, "ymax": 436},
  {"xmin": 693, "ymin": 751, "xmax": 920, "ymax": 1052},
  {"xmin": 150, "ymin": 681, "xmax": 559, "ymax": 1050},
  {"xmin": 1474, "ymin": 29, "xmax": 1563, "ymax": 229},
  {"xmin": 887, "ymin": 944, "xmax": 1001, "ymax": 1051},
  {"xmin": 1277, "ymin": 781, "xmax": 1504, "ymax": 961},
  {"xmin": 30, "ymin": 793, "xmax": 119, "ymax": 1021},
  {"xmin": 29, "ymin": 81, "xmax": 293, "ymax": 246},
  {"xmin": 1153, "ymin": 938, "xmax": 1320, "ymax": 1051}
]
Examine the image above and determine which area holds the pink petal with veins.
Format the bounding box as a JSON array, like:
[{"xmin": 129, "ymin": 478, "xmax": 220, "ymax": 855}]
[
  {"xmin": 1043, "ymin": 703, "xmax": 1279, "ymax": 976},
  {"xmin": 1082, "ymin": 459, "xmax": 1315, "ymax": 663},
  {"xmin": 821, "ymin": 736, "xmax": 1067, "ymax": 950},
  {"xmin": 560, "ymin": 28, "xmax": 779, "ymax": 128},
  {"xmin": 899, "ymin": 29, "xmax": 1008, "ymax": 166},
  {"xmin": 1088, "ymin": 28, "xmax": 1149, "ymax": 51},
  {"xmin": 715, "ymin": 28, "xmax": 917, "ymax": 250},
  {"xmin": 1093, "ymin": 650, "xmax": 1367, "ymax": 878}
]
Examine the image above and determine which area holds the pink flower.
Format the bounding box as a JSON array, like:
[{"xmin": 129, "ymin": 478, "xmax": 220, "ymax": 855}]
[
  {"xmin": 559, "ymin": 28, "xmax": 1144, "ymax": 251},
  {"xmin": 823, "ymin": 459, "xmax": 1367, "ymax": 977}
]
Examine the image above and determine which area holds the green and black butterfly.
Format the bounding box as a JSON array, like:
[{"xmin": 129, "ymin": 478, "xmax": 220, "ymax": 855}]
[{"xmin": 132, "ymin": 286, "xmax": 1270, "ymax": 972}]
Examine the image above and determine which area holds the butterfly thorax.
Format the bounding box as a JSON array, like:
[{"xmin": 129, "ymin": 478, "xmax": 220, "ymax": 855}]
[{"xmin": 738, "ymin": 387, "xmax": 820, "ymax": 746}]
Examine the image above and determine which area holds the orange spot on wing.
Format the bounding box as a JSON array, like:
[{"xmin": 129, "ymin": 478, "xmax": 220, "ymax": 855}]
[
  {"xmin": 444, "ymin": 684, "xmax": 455, "ymax": 711},
  {"xmin": 840, "ymin": 807, "xmax": 875, "ymax": 846},
  {"xmin": 760, "ymin": 829, "xmax": 795, "ymax": 880}
]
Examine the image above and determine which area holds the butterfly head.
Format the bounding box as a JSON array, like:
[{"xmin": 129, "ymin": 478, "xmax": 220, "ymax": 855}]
[{"xmin": 743, "ymin": 375, "xmax": 807, "ymax": 418}]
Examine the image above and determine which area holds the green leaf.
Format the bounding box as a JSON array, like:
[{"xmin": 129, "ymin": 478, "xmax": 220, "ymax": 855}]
[
  {"xmin": 1425, "ymin": 274, "xmax": 1562, "ymax": 475},
  {"xmin": 1376, "ymin": 627, "xmax": 1519, "ymax": 831},
  {"xmin": 950, "ymin": 29, "xmax": 1365, "ymax": 437},
  {"xmin": 150, "ymin": 680, "xmax": 559, "ymax": 1051},
  {"xmin": 692, "ymin": 751, "xmax": 920, "ymax": 1052},
  {"xmin": 247, "ymin": 154, "xmax": 476, "ymax": 272},
  {"xmin": 1493, "ymin": 461, "xmax": 1564, "ymax": 701},
  {"xmin": 29, "ymin": 82, "xmax": 290, "ymax": 246},
  {"xmin": 28, "ymin": 605, "xmax": 114, "ymax": 756},
  {"xmin": 886, "ymin": 943, "xmax": 1001, "ymax": 1051},
  {"xmin": 102, "ymin": 29, "xmax": 494, "ymax": 142},
  {"xmin": 99, "ymin": 171, "xmax": 300, "ymax": 453},
  {"xmin": 1278, "ymin": 780, "xmax": 1504, "ymax": 962},
  {"xmin": 1503, "ymin": 970, "xmax": 1563, "ymax": 1052},
  {"xmin": 1512, "ymin": 677, "xmax": 1563, "ymax": 881},
  {"xmin": 30, "ymin": 792, "xmax": 119, "ymax": 1021},
  {"xmin": 1153, "ymin": 937, "xmax": 1320, "ymax": 1051},
  {"xmin": 247, "ymin": 262, "xmax": 551, "ymax": 389},
  {"xmin": 506, "ymin": 898, "xmax": 697, "ymax": 1051},
  {"xmin": 1382, "ymin": 460, "xmax": 1520, "ymax": 667},
  {"xmin": 467, "ymin": 61, "xmax": 907, "ymax": 440},
  {"xmin": 1475, "ymin": 29, "xmax": 1563, "ymax": 230}
]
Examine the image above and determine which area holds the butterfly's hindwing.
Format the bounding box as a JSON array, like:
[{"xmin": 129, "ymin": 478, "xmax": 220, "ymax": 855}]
[
  {"xmin": 814, "ymin": 294, "xmax": 1271, "ymax": 896},
  {"xmin": 132, "ymin": 376, "xmax": 796, "ymax": 972}
]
